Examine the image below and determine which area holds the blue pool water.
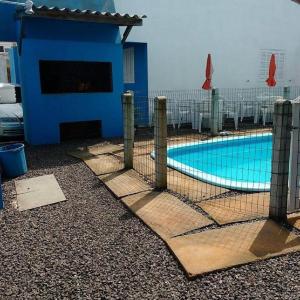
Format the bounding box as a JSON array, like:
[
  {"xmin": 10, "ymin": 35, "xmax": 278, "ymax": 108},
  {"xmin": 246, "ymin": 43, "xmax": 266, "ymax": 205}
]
[{"xmin": 167, "ymin": 133, "xmax": 272, "ymax": 191}]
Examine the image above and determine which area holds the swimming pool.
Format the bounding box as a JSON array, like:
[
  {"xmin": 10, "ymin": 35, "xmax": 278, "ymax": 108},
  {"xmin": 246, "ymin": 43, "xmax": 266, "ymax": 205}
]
[{"xmin": 167, "ymin": 133, "xmax": 272, "ymax": 192}]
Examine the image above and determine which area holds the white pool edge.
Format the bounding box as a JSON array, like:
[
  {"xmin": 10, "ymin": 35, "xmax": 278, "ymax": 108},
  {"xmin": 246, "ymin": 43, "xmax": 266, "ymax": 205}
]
[{"xmin": 151, "ymin": 133, "xmax": 272, "ymax": 192}]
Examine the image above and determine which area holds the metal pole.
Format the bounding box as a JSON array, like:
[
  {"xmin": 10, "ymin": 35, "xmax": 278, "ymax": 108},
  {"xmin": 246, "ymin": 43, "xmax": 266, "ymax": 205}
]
[
  {"xmin": 210, "ymin": 88, "xmax": 219, "ymax": 136},
  {"xmin": 123, "ymin": 92, "xmax": 134, "ymax": 169},
  {"xmin": 288, "ymin": 101, "xmax": 300, "ymax": 212},
  {"xmin": 154, "ymin": 96, "xmax": 167, "ymax": 189},
  {"xmin": 284, "ymin": 86, "xmax": 291, "ymax": 100},
  {"xmin": 269, "ymin": 99, "xmax": 292, "ymax": 222}
]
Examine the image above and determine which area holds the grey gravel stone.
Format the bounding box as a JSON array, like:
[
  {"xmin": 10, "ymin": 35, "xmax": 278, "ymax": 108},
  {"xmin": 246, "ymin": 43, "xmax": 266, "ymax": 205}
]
[{"xmin": 0, "ymin": 140, "xmax": 300, "ymax": 299}]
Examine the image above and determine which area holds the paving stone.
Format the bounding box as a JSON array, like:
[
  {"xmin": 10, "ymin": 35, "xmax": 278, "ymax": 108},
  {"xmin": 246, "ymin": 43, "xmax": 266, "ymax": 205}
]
[
  {"xmin": 87, "ymin": 144, "xmax": 123, "ymax": 156},
  {"xmin": 198, "ymin": 193, "xmax": 270, "ymax": 225},
  {"xmin": 134, "ymin": 155, "xmax": 156, "ymax": 177},
  {"xmin": 84, "ymin": 154, "xmax": 124, "ymax": 175},
  {"xmin": 168, "ymin": 171, "xmax": 229, "ymax": 202},
  {"xmin": 134, "ymin": 144, "xmax": 154, "ymax": 156},
  {"xmin": 68, "ymin": 143, "xmax": 123, "ymax": 159},
  {"xmin": 99, "ymin": 169, "xmax": 152, "ymax": 198},
  {"xmin": 167, "ymin": 220, "xmax": 300, "ymax": 278},
  {"xmin": 122, "ymin": 191, "xmax": 213, "ymax": 241},
  {"xmin": 133, "ymin": 139, "xmax": 154, "ymax": 156},
  {"xmin": 68, "ymin": 149, "xmax": 95, "ymax": 160},
  {"xmin": 114, "ymin": 150, "xmax": 124, "ymax": 159},
  {"xmin": 288, "ymin": 212, "xmax": 300, "ymax": 230},
  {"xmin": 15, "ymin": 174, "xmax": 66, "ymax": 211}
]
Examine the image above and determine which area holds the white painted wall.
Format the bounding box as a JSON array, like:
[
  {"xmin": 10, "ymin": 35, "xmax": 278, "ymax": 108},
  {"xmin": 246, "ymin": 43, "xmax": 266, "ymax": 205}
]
[{"xmin": 115, "ymin": 0, "xmax": 300, "ymax": 89}]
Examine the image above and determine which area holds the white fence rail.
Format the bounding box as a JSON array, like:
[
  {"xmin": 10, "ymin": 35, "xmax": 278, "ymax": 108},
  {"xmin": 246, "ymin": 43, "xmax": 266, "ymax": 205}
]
[{"xmin": 147, "ymin": 87, "xmax": 289, "ymax": 131}]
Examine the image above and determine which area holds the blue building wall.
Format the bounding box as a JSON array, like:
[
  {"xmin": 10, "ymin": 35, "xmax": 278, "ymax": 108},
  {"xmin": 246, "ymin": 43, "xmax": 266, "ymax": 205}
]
[
  {"xmin": 124, "ymin": 42, "xmax": 148, "ymax": 126},
  {"xmin": 0, "ymin": 0, "xmax": 115, "ymax": 41},
  {"xmin": 0, "ymin": 1, "xmax": 149, "ymax": 144},
  {"xmin": 19, "ymin": 17, "xmax": 124, "ymax": 144},
  {"xmin": 0, "ymin": 3, "xmax": 19, "ymax": 41},
  {"xmin": 8, "ymin": 47, "xmax": 20, "ymax": 84}
]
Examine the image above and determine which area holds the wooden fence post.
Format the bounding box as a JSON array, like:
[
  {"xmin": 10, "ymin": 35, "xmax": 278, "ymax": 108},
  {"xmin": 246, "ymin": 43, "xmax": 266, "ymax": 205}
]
[
  {"xmin": 269, "ymin": 99, "xmax": 292, "ymax": 222},
  {"xmin": 123, "ymin": 92, "xmax": 134, "ymax": 169},
  {"xmin": 154, "ymin": 96, "xmax": 167, "ymax": 189}
]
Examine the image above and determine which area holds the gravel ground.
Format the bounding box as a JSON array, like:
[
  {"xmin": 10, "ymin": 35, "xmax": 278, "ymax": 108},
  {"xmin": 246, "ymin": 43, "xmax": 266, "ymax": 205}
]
[{"xmin": 1, "ymin": 140, "xmax": 300, "ymax": 300}]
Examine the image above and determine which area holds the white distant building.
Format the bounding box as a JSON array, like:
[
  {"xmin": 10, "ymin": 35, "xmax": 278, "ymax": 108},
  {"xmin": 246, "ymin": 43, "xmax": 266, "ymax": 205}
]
[
  {"xmin": 115, "ymin": 0, "xmax": 300, "ymax": 90},
  {"xmin": 0, "ymin": 42, "xmax": 15, "ymax": 83}
]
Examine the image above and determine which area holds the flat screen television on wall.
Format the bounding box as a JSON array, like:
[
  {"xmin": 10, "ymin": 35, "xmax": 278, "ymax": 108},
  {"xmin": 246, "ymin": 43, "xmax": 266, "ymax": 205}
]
[{"xmin": 39, "ymin": 60, "xmax": 113, "ymax": 94}]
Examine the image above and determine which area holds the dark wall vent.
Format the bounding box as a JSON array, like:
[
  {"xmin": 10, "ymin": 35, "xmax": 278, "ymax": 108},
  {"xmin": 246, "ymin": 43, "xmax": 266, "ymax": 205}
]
[{"xmin": 60, "ymin": 120, "xmax": 101, "ymax": 141}]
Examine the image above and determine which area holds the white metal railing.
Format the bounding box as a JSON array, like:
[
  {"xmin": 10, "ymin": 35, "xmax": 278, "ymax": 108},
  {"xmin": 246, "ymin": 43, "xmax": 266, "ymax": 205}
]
[{"xmin": 146, "ymin": 87, "xmax": 291, "ymax": 130}]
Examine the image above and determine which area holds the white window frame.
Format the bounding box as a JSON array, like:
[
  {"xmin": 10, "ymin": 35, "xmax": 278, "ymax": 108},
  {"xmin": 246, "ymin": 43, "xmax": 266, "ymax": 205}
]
[{"xmin": 123, "ymin": 47, "xmax": 135, "ymax": 84}]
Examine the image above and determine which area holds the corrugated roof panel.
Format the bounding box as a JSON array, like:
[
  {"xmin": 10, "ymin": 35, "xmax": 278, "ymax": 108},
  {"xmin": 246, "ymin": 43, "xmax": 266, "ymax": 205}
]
[{"xmin": 29, "ymin": 5, "xmax": 146, "ymax": 26}]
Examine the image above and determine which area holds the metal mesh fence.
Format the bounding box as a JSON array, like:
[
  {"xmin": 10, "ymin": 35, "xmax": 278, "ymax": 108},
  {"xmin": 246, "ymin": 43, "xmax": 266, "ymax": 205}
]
[
  {"xmin": 132, "ymin": 87, "xmax": 300, "ymax": 224},
  {"xmin": 291, "ymin": 86, "xmax": 300, "ymax": 100},
  {"xmin": 133, "ymin": 95, "xmax": 155, "ymax": 184}
]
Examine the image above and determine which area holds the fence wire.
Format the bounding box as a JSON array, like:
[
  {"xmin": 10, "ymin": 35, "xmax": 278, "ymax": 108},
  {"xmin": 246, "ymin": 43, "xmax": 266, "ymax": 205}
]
[{"xmin": 132, "ymin": 87, "xmax": 300, "ymax": 224}]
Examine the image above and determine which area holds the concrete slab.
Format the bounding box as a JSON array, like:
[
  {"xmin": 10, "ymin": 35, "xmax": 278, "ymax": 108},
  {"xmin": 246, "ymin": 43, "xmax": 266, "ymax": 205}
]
[
  {"xmin": 134, "ymin": 155, "xmax": 155, "ymax": 177},
  {"xmin": 122, "ymin": 191, "xmax": 213, "ymax": 240},
  {"xmin": 68, "ymin": 150, "xmax": 95, "ymax": 160},
  {"xmin": 198, "ymin": 193, "xmax": 269, "ymax": 225},
  {"xmin": 87, "ymin": 144, "xmax": 123, "ymax": 156},
  {"xmin": 69, "ymin": 144, "xmax": 123, "ymax": 159},
  {"xmin": 15, "ymin": 174, "xmax": 66, "ymax": 211},
  {"xmin": 168, "ymin": 171, "xmax": 229, "ymax": 202},
  {"xmin": 84, "ymin": 154, "xmax": 124, "ymax": 176},
  {"xmin": 114, "ymin": 150, "xmax": 124, "ymax": 159},
  {"xmin": 134, "ymin": 144, "xmax": 154, "ymax": 156},
  {"xmin": 288, "ymin": 212, "xmax": 300, "ymax": 230},
  {"xmin": 167, "ymin": 220, "xmax": 300, "ymax": 278},
  {"xmin": 99, "ymin": 169, "xmax": 152, "ymax": 198}
]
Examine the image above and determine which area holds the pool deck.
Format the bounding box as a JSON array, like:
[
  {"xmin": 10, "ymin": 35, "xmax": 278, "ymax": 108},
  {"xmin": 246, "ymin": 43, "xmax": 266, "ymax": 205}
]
[
  {"xmin": 68, "ymin": 136, "xmax": 300, "ymax": 278},
  {"xmin": 72, "ymin": 128, "xmax": 272, "ymax": 225},
  {"xmin": 133, "ymin": 129, "xmax": 271, "ymax": 224}
]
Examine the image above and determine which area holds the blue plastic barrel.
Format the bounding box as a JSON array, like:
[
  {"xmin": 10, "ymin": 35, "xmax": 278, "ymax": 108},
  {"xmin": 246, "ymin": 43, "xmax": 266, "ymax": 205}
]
[
  {"xmin": 0, "ymin": 143, "xmax": 28, "ymax": 178},
  {"xmin": 0, "ymin": 175, "xmax": 3, "ymax": 209}
]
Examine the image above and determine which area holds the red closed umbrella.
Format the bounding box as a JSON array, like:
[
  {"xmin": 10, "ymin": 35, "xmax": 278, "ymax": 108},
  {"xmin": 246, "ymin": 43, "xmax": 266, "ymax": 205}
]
[
  {"xmin": 202, "ymin": 54, "xmax": 213, "ymax": 90},
  {"xmin": 266, "ymin": 54, "xmax": 277, "ymax": 87}
]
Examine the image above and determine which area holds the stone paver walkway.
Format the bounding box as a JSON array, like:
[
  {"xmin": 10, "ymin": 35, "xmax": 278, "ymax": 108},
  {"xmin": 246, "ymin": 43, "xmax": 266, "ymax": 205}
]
[
  {"xmin": 15, "ymin": 174, "xmax": 66, "ymax": 211},
  {"xmin": 69, "ymin": 142, "xmax": 300, "ymax": 277},
  {"xmin": 99, "ymin": 169, "xmax": 152, "ymax": 198},
  {"xmin": 122, "ymin": 191, "xmax": 213, "ymax": 241},
  {"xmin": 167, "ymin": 220, "xmax": 300, "ymax": 278},
  {"xmin": 198, "ymin": 193, "xmax": 270, "ymax": 225}
]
